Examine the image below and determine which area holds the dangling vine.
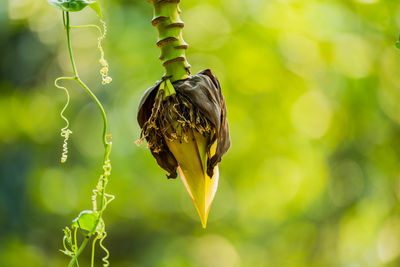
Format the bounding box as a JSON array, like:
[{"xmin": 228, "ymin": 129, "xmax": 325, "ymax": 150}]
[{"xmin": 46, "ymin": 0, "xmax": 114, "ymax": 266}]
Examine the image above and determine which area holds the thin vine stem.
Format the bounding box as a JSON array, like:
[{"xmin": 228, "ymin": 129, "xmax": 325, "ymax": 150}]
[
  {"xmin": 75, "ymin": 77, "xmax": 109, "ymax": 147},
  {"xmin": 68, "ymin": 237, "xmax": 90, "ymax": 267},
  {"xmin": 62, "ymin": 11, "xmax": 112, "ymax": 267},
  {"xmin": 64, "ymin": 12, "xmax": 109, "ymax": 148},
  {"xmin": 91, "ymin": 235, "xmax": 100, "ymax": 267},
  {"xmin": 64, "ymin": 12, "xmax": 78, "ymax": 78}
]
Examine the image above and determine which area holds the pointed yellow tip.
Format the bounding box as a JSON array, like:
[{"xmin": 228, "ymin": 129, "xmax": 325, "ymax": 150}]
[
  {"xmin": 193, "ymin": 201, "xmax": 208, "ymax": 229},
  {"xmin": 201, "ymin": 219, "xmax": 207, "ymax": 229},
  {"xmin": 164, "ymin": 131, "xmax": 219, "ymax": 229},
  {"xmin": 177, "ymin": 166, "xmax": 219, "ymax": 229}
]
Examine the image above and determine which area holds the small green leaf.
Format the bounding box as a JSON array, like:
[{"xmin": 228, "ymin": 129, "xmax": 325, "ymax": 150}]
[
  {"xmin": 46, "ymin": 0, "xmax": 99, "ymax": 15},
  {"xmin": 89, "ymin": 2, "xmax": 102, "ymax": 18},
  {"xmin": 72, "ymin": 210, "xmax": 98, "ymax": 232},
  {"xmin": 396, "ymin": 40, "xmax": 400, "ymax": 50}
]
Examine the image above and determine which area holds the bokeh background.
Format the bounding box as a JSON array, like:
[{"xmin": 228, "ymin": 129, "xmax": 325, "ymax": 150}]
[{"xmin": 1, "ymin": 0, "xmax": 400, "ymax": 266}]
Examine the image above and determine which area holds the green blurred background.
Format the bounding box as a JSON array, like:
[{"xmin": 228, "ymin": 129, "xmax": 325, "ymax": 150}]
[{"xmin": 1, "ymin": 0, "xmax": 400, "ymax": 266}]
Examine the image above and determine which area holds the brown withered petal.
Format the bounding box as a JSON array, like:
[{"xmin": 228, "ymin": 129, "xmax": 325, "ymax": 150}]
[{"xmin": 137, "ymin": 69, "xmax": 231, "ymax": 178}]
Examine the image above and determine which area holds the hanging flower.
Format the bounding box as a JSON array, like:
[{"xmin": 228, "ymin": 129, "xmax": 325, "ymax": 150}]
[{"xmin": 137, "ymin": 69, "xmax": 230, "ymax": 228}]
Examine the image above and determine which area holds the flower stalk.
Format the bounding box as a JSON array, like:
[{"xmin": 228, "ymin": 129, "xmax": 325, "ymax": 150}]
[{"xmin": 149, "ymin": 0, "xmax": 191, "ymax": 82}]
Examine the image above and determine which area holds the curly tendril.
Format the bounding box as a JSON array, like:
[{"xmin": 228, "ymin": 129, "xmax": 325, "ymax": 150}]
[
  {"xmin": 98, "ymin": 20, "xmax": 112, "ymax": 85},
  {"xmin": 89, "ymin": 137, "xmax": 114, "ymax": 267},
  {"xmin": 54, "ymin": 77, "xmax": 74, "ymax": 163},
  {"xmin": 60, "ymin": 128, "xmax": 72, "ymax": 163},
  {"xmin": 99, "ymin": 231, "xmax": 110, "ymax": 266},
  {"xmin": 70, "ymin": 20, "xmax": 112, "ymax": 85},
  {"xmin": 92, "ymin": 141, "xmax": 114, "ymax": 215}
]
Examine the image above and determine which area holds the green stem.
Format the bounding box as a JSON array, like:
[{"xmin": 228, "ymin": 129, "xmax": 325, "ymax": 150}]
[
  {"xmin": 63, "ymin": 11, "xmax": 111, "ymax": 267},
  {"xmin": 68, "ymin": 237, "xmax": 89, "ymax": 267},
  {"xmin": 150, "ymin": 0, "xmax": 190, "ymax": 82},
  {"xmin": 65, "ymin": 11, "xmax": 109, "ymax": 148},
  {"xmin": 75, "ymin": 77, "xmax": 109, "ymax": 147},
  {"xmin": 65, "ymin": 12, "xmax": 78, "ymax": 78},
  {"xmin": 91, "ymin": 235, "xmax": 100, "ymax": 267}
]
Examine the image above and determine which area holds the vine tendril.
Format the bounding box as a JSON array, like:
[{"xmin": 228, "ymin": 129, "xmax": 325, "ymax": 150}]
[
  {"xmin": 99, "ymin": 231, "xmax": 110, "ymax": 266},
  {"xmin": 70, "ymin": 20, "xmax": 112, "ymax": 85},
  {"xmin": 55, "ymin": 77, "xmax": 74, "ymax": 163}
]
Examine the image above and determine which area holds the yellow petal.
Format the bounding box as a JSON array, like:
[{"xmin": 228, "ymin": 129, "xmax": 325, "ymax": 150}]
[{"xmin": 165, "ymin": 129, "xmax": 218, "ymax": 228}]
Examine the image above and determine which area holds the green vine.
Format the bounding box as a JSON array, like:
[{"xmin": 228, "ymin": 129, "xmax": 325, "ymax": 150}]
[{"xmin": 46, "ymin": 1, "xmax": 114, "ymax": 266}]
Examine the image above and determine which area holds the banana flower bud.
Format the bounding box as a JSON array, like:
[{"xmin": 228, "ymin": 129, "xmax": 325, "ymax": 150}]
[{"xmin": 137, "ymin": 69, "xmax": 230, "ymax": 228}]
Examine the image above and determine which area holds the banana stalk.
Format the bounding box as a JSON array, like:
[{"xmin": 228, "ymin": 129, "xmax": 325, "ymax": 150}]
[{"xmin": 148, "ymin": 0, "xmax": 190, "ymax": 82}]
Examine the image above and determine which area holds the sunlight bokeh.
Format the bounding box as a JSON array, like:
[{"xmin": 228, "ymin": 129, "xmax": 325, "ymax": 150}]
[{"xmin": 1, "ymin": 0, "xmax": 400, "ymax": 266}]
